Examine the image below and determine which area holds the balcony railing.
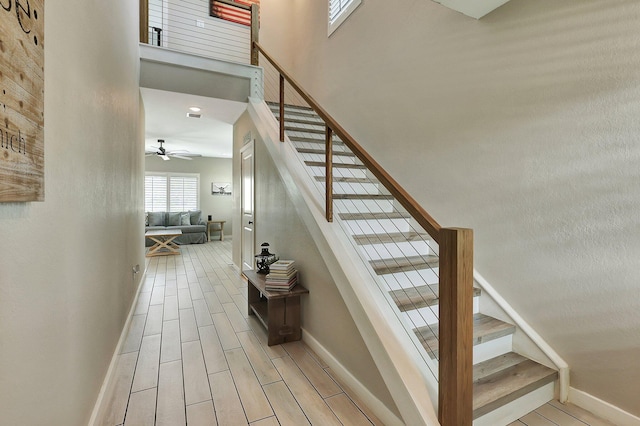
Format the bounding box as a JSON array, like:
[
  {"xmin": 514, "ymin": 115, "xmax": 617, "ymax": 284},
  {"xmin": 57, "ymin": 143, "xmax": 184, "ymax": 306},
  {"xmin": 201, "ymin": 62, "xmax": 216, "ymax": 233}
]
[{"xmin": 140, "ymin": 0, "xmax": 259, "ymax": 65}]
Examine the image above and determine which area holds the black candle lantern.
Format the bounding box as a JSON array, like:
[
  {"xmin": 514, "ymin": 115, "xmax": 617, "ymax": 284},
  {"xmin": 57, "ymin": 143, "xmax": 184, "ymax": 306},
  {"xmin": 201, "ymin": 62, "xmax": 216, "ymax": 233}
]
[{"xmin": 255, "ymin": 242, "xmax": 278, "ymax": 274}]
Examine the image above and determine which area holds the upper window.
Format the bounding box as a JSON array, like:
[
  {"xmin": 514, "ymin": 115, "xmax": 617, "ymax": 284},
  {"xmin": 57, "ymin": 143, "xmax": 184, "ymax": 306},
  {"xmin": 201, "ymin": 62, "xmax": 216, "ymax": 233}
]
[
  {"xmin": 328, "ymin": 0, "xmax": 362, "ymax": 36},
  {"xmin": 145, "ymin": 173, "xmax": 199, "ymax": 212}
]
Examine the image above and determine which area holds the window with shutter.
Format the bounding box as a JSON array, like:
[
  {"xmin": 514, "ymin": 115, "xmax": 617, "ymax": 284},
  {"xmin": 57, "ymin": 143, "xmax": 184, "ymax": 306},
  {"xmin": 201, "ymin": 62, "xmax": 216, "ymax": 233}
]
[
  {"xmin": 145, "ymin": 173, "xmax": 199, "ymax": 212},
  {"xmin": 328, "ymin": 0, "xmax": 361, "ymax": 36}
]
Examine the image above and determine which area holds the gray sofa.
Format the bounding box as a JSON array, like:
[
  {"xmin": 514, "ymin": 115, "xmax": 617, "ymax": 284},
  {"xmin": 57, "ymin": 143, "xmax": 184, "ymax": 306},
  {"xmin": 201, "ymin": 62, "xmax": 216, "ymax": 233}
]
[{"xmin": 145, "ymin": 210, "xmax": 207, "ymax": 246}]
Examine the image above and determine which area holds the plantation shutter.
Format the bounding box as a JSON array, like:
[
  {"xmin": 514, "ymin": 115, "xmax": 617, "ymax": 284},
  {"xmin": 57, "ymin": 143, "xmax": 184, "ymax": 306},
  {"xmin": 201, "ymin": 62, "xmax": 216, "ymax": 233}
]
[
  {"xmin": 328, "ymin": 0, "xmax": 361, "ymax": 35},
  {"xmin": 145, "ymin": 175, "xmax": 168, "ymax": 212},
  {"xmin": 145, "ymin": 173, "xmax": 199, "ymax": 212},
  {"xmin": 169, "ymin": 175, "xmax": 199, "ymax": 212}
]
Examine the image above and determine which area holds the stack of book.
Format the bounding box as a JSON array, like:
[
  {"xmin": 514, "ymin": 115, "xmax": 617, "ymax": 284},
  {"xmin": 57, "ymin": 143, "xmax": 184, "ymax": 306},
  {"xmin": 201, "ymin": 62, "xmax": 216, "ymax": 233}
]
[{"xmin": 265, "ymin": 260, "xmax": 298, "ymax": 291}]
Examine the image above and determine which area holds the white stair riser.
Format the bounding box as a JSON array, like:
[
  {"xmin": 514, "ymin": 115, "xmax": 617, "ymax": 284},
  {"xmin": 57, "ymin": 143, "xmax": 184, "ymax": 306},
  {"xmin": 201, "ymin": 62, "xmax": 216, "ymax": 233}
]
[
  {"xmin": 307, "ymin": 166, "xmax": 368, "ymax": 179},
  {"xmin": 402, "ymin": 297, "xmax": 481, "ymax": 326},
  {"xmin": 333, "ymin": 182, "xmax": 381, "ymax": 194},
  {"xmin": 379, "ymin": 268, "xmax": 439, "ymax": 288},
  {"xmin": 359, "ymin": 241, "xmax": 435, "ymax": 261},
  {"xmin": 424, "ymin": 334, "xmax": 513, "ymax": 368},
  {"xmin": 299, "ymin": 152, "xmax": 359, "ymax": 165},
  {"xmin": 335, "ymin": 199, "xmax": 395, "ymax": 214},
  {"xmin": 342, "ymin": 219, "xmax": 413, "ymax": 234},
  {"xmin": 473, "ymin": 335, "xmax": 513, "ymax": 365}
]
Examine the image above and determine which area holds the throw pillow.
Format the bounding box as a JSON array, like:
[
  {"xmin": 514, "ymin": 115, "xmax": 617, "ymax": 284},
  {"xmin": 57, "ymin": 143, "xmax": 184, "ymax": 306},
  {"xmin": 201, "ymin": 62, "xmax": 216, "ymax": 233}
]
[
  {"xmin": 180, "ymin": 212, "xmax": 190, "ymax": 226},
  {"xmin": 168, "ymin": 212, "xmax": 181, "ymax": 226},
  {"xmin": 148, "ymin": 212, "xmax": 165, "ymax": 226},
  {"xmin": 189, "ymin": 210, "xmax": 202, "ymax": 225},
  {"xmin": 145, "ymin": 212, "xmax": 149, "ymax": 226}
]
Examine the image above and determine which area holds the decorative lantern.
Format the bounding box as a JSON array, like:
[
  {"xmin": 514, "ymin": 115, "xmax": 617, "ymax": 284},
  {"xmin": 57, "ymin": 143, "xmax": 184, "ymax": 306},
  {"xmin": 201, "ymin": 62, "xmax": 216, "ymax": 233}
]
[{"xmin": 255, "ymin": 242, "xmax": 278, "ymax": 274}]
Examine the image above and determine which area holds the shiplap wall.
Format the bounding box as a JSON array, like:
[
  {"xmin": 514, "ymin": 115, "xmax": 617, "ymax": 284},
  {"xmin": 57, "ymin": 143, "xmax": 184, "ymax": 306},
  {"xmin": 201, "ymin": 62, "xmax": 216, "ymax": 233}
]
[{"xmin": 149, "ymin": 0, "xmax": 251, "ymax": 64}]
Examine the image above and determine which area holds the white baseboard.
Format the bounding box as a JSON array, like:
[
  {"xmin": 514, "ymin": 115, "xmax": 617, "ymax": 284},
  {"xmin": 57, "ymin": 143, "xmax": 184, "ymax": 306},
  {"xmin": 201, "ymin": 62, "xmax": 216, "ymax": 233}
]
[
  {"xmin": 88, "ymin": 270, "xmax": 147, "ymax": 426},
  {"xmin": 570, "ymin": 387, "xmax": 640, "ymax": 426},
  {"xmin": 301, "ymin": 328, "xmax": 405, "ymax": 426}
]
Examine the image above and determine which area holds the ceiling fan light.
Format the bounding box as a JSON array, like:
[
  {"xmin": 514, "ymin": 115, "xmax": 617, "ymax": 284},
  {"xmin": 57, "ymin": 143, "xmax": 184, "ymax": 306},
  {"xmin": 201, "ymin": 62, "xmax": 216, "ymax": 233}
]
[{"xmin": 160, "ymin": 155, "xmax": 170, "ymax": 161}]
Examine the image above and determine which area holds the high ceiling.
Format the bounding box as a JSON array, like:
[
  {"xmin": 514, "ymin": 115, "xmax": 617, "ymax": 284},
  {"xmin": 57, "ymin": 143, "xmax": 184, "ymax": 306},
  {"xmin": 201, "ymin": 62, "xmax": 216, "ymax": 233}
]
[{"xmin": 141, "ymin": 87, "xmax": 247, "ymax": 159}]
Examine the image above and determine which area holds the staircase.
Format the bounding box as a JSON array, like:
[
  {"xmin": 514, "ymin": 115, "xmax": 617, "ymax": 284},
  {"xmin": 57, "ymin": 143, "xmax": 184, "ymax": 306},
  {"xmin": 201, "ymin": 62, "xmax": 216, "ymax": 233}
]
[{"xmin": 267, "ymin": 101, "xmax": 558, "ymax": 424}]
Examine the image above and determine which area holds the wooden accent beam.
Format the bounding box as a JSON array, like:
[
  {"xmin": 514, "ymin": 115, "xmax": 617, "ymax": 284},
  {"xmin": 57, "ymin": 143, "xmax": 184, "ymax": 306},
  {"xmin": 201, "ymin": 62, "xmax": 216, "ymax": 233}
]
[
  {"xmin": 279, "ymin": 74, "xmax": 285, "ymax": 142},
  {"xmin": 250, "ymin": 4, "xmax": 259, "ymax": 66},
  {"xmin": 439, "ymin": 228, "xmax": 474, "ymax": 426},
  {"xmin": 254, "ymin": 43, "xmax": 441, "ymax": 240},
  {"xmin": 140, "ymin": 0, "xmax": 149, "ymax": 44},
  {"xmin": 326, "ymin": 126, "xmax": 333, "ymax": 222}
]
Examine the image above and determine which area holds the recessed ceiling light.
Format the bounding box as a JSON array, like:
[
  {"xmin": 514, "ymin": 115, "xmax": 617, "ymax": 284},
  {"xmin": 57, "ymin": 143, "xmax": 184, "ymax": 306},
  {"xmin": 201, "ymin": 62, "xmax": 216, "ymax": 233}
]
[{"xmin": 189, "ymin": 106, "xmax": 201, "ymax": 112}]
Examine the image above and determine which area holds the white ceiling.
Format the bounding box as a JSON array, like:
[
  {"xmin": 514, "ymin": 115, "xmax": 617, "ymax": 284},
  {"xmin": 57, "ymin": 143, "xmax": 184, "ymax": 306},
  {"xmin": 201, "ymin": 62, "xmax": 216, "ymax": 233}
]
[{"xmin": 141, "ymin": 87, "xmax": 247, "ymax": 158}]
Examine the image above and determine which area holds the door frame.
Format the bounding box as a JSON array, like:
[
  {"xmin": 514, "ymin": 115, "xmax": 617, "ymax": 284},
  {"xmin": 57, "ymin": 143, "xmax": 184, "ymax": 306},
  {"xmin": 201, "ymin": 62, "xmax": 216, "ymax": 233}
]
[{"xmin": 240, "ymin": 140, "xmax": 255, "ymax": 271}]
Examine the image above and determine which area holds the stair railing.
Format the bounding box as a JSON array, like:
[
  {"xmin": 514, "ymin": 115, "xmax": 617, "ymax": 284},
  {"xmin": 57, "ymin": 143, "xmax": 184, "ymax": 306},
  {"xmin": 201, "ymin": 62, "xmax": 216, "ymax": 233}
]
[{"xmin": 255, "ymin": 42, "xmax": 474, "ymax": 426}]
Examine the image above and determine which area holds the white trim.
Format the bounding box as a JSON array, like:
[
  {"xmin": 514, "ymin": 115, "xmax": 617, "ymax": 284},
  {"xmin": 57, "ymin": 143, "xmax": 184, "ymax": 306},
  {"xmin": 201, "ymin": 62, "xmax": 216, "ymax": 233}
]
[
  {"xmin": 88, "ymin": 270, "xmax": 147, "ymax": 426},
  {"xmin": 302, "ymin": 329, "xmax": 404, "ymax": 426},
  {"xmin": 474, "ymin": 271, "xmax": 570, "ymax": 403},
  {"xmin": 569, "ymin": 387, "xmax": 640, "ymax": 426},
  {"xmin": 328, "ymin": 0, "xmax": 362, "ymax": 36}
]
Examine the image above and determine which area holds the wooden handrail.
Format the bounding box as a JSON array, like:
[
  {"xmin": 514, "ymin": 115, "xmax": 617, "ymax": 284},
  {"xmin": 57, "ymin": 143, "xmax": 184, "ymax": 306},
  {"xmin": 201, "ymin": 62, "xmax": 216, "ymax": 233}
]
[{"xmin": 255, "ymin": 42, "xmax": 442, "ymax": 242}]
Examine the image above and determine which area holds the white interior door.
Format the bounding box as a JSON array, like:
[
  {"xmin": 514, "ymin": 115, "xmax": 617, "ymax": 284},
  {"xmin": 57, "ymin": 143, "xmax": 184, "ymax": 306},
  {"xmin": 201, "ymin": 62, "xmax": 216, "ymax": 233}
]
[{"xmin": 240, "ymin": 141, "xmax": 255, "ymax": 271}]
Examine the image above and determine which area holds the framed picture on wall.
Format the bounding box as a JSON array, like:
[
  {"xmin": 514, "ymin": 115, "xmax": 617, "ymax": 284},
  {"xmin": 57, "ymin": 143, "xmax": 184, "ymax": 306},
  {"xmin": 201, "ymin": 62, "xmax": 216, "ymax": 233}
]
[{"xmin": 212, "ymin": 182, "xmax": 231, "ymax": 195}]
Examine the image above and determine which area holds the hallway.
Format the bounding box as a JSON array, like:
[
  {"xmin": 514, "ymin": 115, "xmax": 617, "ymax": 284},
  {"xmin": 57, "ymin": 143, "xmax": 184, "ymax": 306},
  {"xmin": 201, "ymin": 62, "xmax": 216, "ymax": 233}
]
[
  {"xmin": 97, "ymin": 240, "xmax": 382, "ymax": 425},
  {"xmin": 96, "ymin": 241, "xmax": 614, "ymax": 426}
]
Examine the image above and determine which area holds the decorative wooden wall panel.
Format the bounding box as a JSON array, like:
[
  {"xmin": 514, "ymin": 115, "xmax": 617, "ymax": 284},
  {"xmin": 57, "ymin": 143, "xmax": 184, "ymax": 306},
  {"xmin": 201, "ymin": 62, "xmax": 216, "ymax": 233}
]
[{"xmin": 0, "ymin": 0, "xmax": 45, "ymax": 202}]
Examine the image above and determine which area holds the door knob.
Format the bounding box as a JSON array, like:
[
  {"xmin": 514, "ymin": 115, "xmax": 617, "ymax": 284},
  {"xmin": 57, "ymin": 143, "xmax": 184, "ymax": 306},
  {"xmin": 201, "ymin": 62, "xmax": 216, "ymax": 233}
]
[{"xmin": 248, "ymin": 221, "xmax": 253, "ymax": 224}]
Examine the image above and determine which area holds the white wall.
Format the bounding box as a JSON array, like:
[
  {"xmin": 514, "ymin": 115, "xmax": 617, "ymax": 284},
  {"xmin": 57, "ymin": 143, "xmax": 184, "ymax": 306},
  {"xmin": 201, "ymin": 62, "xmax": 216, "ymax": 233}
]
[
  {"xmin": 260, "ymin": 0, "xmax": 640, "ymax": 416},
  {"xmin": 157, "ymin": 0, "xmax": 251, "ymax": 63},
  {"xmin": 146, "ymin": 156, "xmax": 234, "ymax": 235},
  {"xmin": 0, "ymin": 1, "xmax": 143, "ymax": 425}
]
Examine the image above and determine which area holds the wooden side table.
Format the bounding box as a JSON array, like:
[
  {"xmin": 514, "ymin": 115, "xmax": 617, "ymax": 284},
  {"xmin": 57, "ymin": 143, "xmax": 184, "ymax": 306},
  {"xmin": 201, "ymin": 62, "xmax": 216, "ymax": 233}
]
[
  {"xmin": 243, "ymin": 269, "xmax": 309, "ymax": 346},
  {"xmin": 207, "ymin": 220, "xmax": 225, "ymax": 241}
]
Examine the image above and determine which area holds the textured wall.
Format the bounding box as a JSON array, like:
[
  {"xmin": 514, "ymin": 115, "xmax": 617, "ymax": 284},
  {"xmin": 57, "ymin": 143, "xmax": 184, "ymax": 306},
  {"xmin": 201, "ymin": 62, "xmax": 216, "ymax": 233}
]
[
  {"xmin": 0, "ymin": 1, "xmax": 143, "ymax": 424},
  {"xmin": 146, "ymin": 156, "xmax": 234, "ymax": 235},
  {"xmin": 260, "ymin": 0, "xmax": 640, "ymax": 416}
]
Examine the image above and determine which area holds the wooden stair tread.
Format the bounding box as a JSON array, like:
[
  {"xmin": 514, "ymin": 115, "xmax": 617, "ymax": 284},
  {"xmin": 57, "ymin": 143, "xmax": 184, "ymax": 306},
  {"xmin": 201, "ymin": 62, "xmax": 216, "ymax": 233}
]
[
  {"xmin": 304, "ymin": 161, "xmax": 367, "ymax": 170},
  {"xmin": 370, "ymin": 255, "xmax": 439, "ymax": 275},
  {"xmin": 296, "ymin": 147, "xmax": 355, "ymax": 157},
  {"xmin": 333, "ymin": 194, "xmax": 394, "ymax": 200},
  {"xmin": 415, "ymin": 313, "xmax": 516, "ymax": 359},
  {"xmin": 338, "ymin": 211, "xmax": 411, "ymax": 220},
  {"xmin": 315, "ymin": 176, "xmax": 374, "ymax": 184},
  {"xmin": 473, "ymin": 354, "xmax": 557, "ymax": 419},
  {"xmin": 389, "ymin": 285, "xmax": 481, "ymax": 312},
  {"xmin": 352, "ymin": 232, "xmax": 430, "ymax": 244}
]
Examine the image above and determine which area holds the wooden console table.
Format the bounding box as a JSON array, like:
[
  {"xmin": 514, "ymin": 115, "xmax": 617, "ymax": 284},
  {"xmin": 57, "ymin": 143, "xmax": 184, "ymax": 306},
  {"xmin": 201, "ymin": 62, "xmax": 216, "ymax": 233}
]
[
  {"xmin": 243, "ymin": 269, "xmax": 309, "ymax": 346},
  {"xmin": 207, "ymin": 220, "xmax": 225, "ymax": 241}
]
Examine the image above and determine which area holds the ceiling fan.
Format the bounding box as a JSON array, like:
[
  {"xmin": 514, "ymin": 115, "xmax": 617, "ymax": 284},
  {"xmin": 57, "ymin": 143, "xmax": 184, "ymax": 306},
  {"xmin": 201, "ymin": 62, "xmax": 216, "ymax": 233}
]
[{"xmin": 145, "ymin": 139, "xmax": 202, "ymax": 161}]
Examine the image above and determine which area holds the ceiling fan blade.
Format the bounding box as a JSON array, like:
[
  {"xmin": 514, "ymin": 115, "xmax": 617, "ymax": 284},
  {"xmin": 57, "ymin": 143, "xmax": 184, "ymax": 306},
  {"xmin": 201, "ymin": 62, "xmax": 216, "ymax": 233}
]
[
  {"xmin": 160, "ymin": 155, "xmax": 171, "ymax": 161},
  {"xmin": 171, "ymin": 154, "xmax": 193, "ymax": 160}
]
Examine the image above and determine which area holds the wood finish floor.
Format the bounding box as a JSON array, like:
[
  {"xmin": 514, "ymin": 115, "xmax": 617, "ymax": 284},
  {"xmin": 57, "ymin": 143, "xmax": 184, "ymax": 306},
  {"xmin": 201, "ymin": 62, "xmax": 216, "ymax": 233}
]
[{"xmin": 98, "ymin": 241, "xmax": 613, "ymax": 426}]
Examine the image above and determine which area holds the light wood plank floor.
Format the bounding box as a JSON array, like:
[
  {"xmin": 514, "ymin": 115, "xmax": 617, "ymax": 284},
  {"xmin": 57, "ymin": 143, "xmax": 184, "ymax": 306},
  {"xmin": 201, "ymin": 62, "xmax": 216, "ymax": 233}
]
[{"xmin": 98, "ymin": 241, "xmax": 613, "ymax": 426}]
